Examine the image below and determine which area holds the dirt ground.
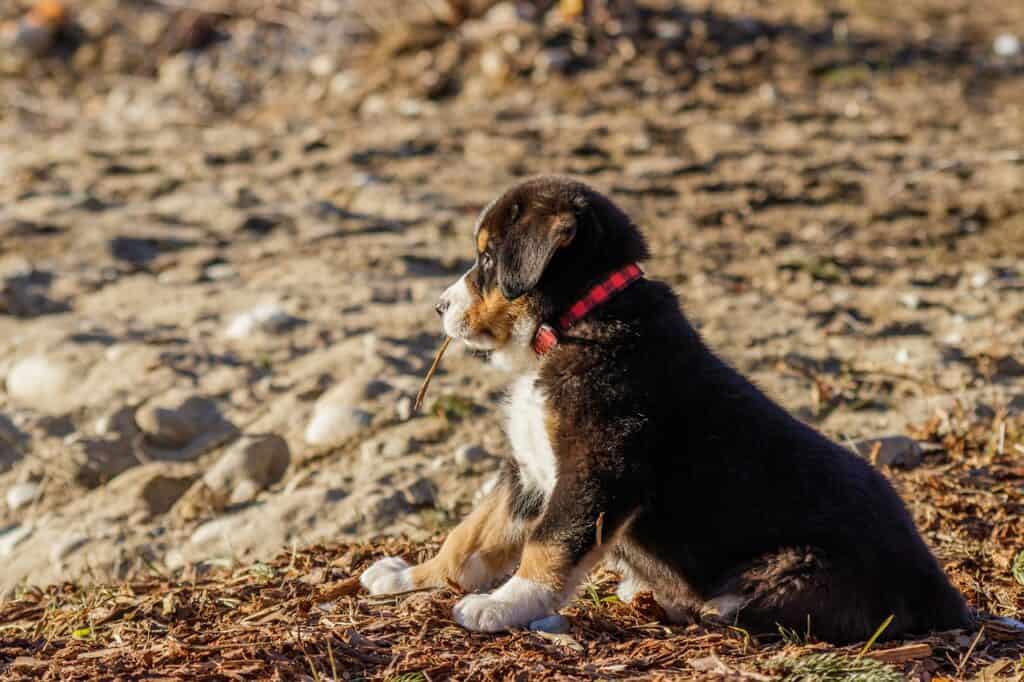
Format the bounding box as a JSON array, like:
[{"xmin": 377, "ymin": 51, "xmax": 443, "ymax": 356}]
[{"xmin": 1, "ymin": 0, "xmax": 1024, "ymax": 678}]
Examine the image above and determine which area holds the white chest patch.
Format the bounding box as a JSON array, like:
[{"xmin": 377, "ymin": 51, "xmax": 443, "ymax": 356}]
[{"xmin": 505, "ymin": 373, "xmax": 558, "ymax": 497}]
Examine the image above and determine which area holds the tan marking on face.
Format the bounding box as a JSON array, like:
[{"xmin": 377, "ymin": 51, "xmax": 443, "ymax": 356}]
[
  {"xmin": 517, "ymin": 542, "xmax": 569, "ymax": 591},
  {"xmin": 465, "ymin": 288, "xmax": 530, "ymax": 344},
  {"xmin": 410, "ymin": 485, "xmax": 527, "ymax": 591},
  {"xmin": 476, "ymin": 227, "xmax": 490, "ymax": 254}
]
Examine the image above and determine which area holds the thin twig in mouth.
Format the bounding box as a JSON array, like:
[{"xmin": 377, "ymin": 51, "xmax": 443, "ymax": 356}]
[{"xmin": 414, "ymin": 336, "xmax": 451, "ymax": 412}]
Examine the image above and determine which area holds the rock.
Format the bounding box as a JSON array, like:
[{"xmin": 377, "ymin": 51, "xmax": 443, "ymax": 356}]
[
  {"xmin": 402, "ymin": 477, "xmax": 437, "ymax": 507},
  {"xmin": 529, "ymin": 614, "xmax": 570, "ymax": 634},
  {"xmin": 850, "ymin": 436, "xmax": 923, "ymax": 469},
  {"xmin": 0, "ymin": 413, "xmax": 24, "ymax": 446},
  {"xmin": 396, "ymin": 395, "xmax": 414, "ymax": 421},
  {"xmin": 365, "ymin": 490, "xmax": 413, "ymax": 527},
  {"xmin": 0, "ymin": 269, "xmax": 68, "ymax": 317},
  {"xmin": 238, "ymin": 214, "xmax": 286, "ymax": 236},
  {"xmin": 304, "ymin": 374, "xmax": 391, "ymax": 446},
  {"xmin": 105, "ymin": 462, "xmax": 200, "ymax": 516},
  {"xmin": 361, "ymin": 436, "xmax": 414, "ymax": 463},
  {"xmin": 50, "ymin": 534, "xmax": 89, "ymax": 564},
  {"xmin": 202, "ymin": 434, "xmax": 291, "ymax": 507},
  {"xmin": 454, "ymin": 443, "xmax": 491, "ymax": 471},
  {"xmin": 6, "ymin": 355, "xmax": 70, "ymax": 410},
  {"xmin": 94, "ymin": 406, "xmax": 137, "ymax": 438},
  {"xmin": 135, "ymin": 391, "xmax": 230, "ymax": 449},
  {"xmin": 6, "ymin": 482, "xmax": 41, "ymax": 511},
  {"xmin": 994, "ymin": 34, "xmax": 1021, "ymax": 58},
  {"xmin": 0, "ymin": 525, "xmax": 34, "ymax": 558},
  {"xmin": 305, "ymin": 404, "xmax": 372, "ymax": 446},
  {"xmin": 189, "ymin": 515, "xmax": 241, "ymax": 546},
  {"xmin": 0, "ymin": 413, "xmax": 25, "ymax": 472},
  {"xmin": 67, "ymin": 437, "xmax": 139, "ymax": 488},
  {"xmin": 225, "ymin": 304, "xmax": 301, "ymax": 339}
]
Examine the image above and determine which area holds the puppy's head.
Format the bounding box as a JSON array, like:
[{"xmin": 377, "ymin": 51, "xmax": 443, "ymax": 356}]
[{"xmin": 436, "ymin": 176, "xmax": 648, "ymax": 353}]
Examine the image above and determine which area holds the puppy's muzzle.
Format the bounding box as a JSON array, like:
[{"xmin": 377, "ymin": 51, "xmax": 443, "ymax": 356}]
[{"xmin": 435, "ymin": 297, "xmax": 450, "ymax": 316}]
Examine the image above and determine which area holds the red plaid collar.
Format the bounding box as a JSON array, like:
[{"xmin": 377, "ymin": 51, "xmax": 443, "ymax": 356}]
[{"xmin": 532, "ymin": 263, "xmax": 644, "ymax": 355}]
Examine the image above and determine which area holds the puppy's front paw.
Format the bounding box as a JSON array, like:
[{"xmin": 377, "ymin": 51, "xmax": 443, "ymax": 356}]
[
  {"xmin": 453, "ymin": 593, "xmax": 524, "ymax": 632},
  {"xmin": 360, "ymin": 556, "xmax": 415, "ymax": 595}
]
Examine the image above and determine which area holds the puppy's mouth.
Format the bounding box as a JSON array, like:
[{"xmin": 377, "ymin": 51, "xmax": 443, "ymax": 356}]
[{"xmin": 457, "ymin": 329, "xmax": 498, "ymax": 352}]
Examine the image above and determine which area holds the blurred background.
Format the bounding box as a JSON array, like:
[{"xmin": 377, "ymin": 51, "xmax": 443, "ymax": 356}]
[{"xmin": 1, "ymin": 0, "xmax": 1023, "ymax": 600}]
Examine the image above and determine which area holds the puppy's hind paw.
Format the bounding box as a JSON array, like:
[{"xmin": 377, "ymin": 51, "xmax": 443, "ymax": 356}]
[{"xmin": 360, "ymin": 556, "xmax": 415, "ymax": 595}]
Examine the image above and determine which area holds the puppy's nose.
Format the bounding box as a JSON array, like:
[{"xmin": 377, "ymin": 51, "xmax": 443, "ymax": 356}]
[{"xmin": 435, "ymin": 298, "xmax": 450, "ymax": 316}]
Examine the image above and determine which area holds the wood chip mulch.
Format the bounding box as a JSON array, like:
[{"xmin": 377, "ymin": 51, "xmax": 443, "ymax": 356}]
[{"xmin": 1, "ymin": 409, "xmax": 1023, "ymax": 680}]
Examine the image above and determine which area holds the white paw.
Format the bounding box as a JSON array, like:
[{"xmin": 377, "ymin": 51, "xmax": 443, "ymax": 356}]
[
  {"xmin": 454, "ymin": 593, "xmax": 524, "ymax": 632},
  {"xmin": 360, "ymin": 556, "xmax": 415, "ymax": 595},
  {"xmin": 453, "ymin": 577, "xmax": 555, "ymax": 632},
  {"xmin": 616, "ymin": 576, "xmax": 643, "ymax": 603}
]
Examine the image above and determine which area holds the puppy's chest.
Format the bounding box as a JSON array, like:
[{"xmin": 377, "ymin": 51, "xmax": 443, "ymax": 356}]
[{"xmin": 504, "ymin": 373, "xmax": 558, "ymax": 497}]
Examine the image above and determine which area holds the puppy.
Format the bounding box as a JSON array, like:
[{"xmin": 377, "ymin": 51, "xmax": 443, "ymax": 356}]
[{"xmin": 361, "ymin": 176, "xmax": 971, "ymax": 643}]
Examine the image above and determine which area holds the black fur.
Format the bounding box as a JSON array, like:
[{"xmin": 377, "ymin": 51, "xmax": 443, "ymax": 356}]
[{"xmin": 482, "ymin": 176, "xmax": 970, "ymax": 644}]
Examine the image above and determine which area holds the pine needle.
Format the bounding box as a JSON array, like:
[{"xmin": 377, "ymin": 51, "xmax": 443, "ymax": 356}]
[{"xmin": 857, "ymin": 613, "xmax": 894, "ymax": 659}]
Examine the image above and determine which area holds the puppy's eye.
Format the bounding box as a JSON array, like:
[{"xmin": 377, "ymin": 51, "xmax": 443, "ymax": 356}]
[{"xmin": 480, "ymin": 253, "xmax": 494, "ymax": 270}]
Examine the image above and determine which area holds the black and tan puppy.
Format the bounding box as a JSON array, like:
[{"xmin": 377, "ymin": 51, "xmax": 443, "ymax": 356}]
[{"xmin": 361, "ymin": 176, "xmax": 971, "ymax": 642}]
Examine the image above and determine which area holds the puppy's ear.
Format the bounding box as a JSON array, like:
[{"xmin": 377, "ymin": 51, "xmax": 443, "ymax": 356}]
[{"xmin": 498, "ymin": 210, "xmax": 577, "ymax": 300}]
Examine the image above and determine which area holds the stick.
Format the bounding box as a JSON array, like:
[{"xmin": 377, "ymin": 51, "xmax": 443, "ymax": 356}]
[{"xmin": 414, "ymin": 336, "xmax": 451, "ymax": 412}]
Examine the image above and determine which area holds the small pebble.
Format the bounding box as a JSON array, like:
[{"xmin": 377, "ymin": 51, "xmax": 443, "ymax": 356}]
[
  {"xmin": 0, "ymin": 524, "xmax": 33, "ymax": 558},
  {"xmin": 6, "ymin": 481, "xmax": 41, "ymax": 511},
  {"xmin": 50, "ymin": 534, "xmax": 89, "ymax": 564},
  {"xmin": 529, "ymin": 614, "xmax": 570, "ymax": 634},
  {"xmin": 454, "ymin": 444, "xmax": 491, "ymax": 471},
  {"xmin": 396, "ymin": 395, "xmax": 414, "ymax": 421},
  {"xmin": 994, "ymin": 34, "xmax": 1021, "ymax": 57},
  {"xmin": 850, "ymin": 435, "xmax": 923, "ymax": 469},
  {"xmin": 6, "ymin": 355, "xmax": 70, "ymax": 410},
  {"xmin": 225, "ymin": 304, "xmax": 296, "ymax": 339}
]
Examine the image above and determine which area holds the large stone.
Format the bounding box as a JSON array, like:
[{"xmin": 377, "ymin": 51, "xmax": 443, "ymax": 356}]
[
  {"xmin": 202, "ymin": 434, "xmax": 291, "ymax": 507},
  {"xmin": 66, "ymin": 437, "xmax": 138, "ymax": 488},
  {"xmin": 105, "ymin": 462, "xmax": 201, "ymax": 516},
  {"xmin": 6, "ymin": 355, "xmax": 71, "ymax": 411},
  {"xmin": 135, "ymin": 392, "xmax": 226, "ymax": 448},
  {"xmin": 303, "ymin": 374, "xmax": 386, "ymax": 446},
  {"xmin": 134, "ymin": 391, "xmax": 237, "ymax": 461},
  {"xmin": 305, "ymin": 404, "xmax": 371, "ymax": 446}
]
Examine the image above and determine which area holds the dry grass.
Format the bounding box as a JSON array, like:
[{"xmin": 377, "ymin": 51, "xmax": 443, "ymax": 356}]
[{"xmin": 1, "ymin": 409, "xmax": 1023, "ymax": 680}]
